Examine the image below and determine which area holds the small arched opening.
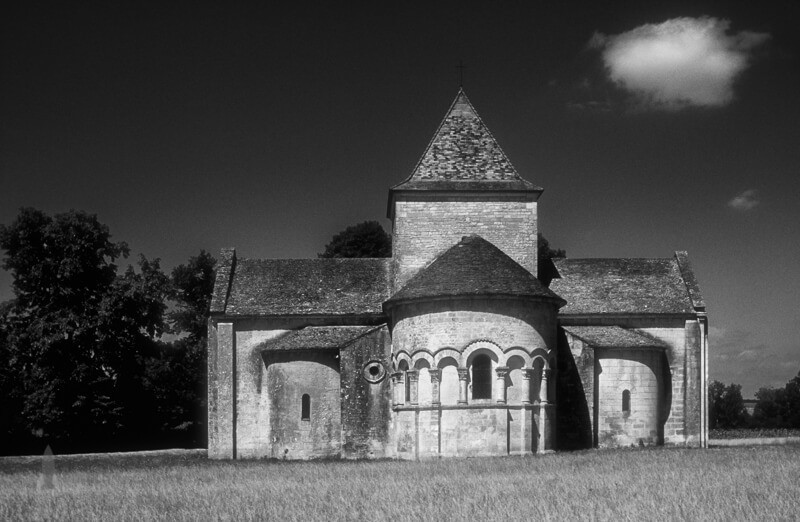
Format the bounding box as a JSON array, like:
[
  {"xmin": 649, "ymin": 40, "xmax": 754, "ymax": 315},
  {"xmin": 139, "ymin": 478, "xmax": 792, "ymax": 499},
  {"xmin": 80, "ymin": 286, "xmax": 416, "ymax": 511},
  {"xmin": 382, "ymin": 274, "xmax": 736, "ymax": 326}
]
[
  {"xmin": 301, "ymin": 394, "xmax": 311, "ymax": 421},
  {"xmin": 472, "ymin": 354, "xmax": 492, "ymax": 400},
  {"xmin": 622, "ymin": 389, "xmax": 631, "ymax": 415}
]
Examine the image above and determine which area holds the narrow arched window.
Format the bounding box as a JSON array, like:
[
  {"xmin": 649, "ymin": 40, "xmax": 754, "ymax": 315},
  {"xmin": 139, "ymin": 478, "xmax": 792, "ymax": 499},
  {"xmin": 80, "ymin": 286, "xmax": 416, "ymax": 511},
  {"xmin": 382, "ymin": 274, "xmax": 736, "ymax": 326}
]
[
  {"xmin": 472, "ymin": 354, "xmax": 492, "ymax": 400},
  {"xmin": 622, "ymin": 390, "xmax": 630, "ymax": 414},
  {"xmin": 405, "ymin": 372, "xmax": 411, "ymax": 402},
  {"xmin": 301, "ymin": 394, "xmax": 311, "ymax": 420}
]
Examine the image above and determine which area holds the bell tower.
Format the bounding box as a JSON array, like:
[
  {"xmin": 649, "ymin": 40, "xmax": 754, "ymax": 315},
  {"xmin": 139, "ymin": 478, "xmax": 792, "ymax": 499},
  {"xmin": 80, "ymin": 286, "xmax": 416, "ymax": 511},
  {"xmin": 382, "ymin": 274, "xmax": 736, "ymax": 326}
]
[{"xmin": 388, "ymin": 89, "xmax": 543, "ymax": 290}]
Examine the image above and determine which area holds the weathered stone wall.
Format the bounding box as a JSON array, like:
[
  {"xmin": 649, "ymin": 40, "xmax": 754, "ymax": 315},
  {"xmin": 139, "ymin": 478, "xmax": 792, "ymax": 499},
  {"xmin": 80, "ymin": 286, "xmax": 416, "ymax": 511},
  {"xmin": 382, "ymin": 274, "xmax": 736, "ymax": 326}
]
[
  {"xmin": 339, "ymin": 327, "xmax": 393, "ymax": 459},
  {"xmin": 560, "ymin": 316, "xmax": 703, "ymax": 447},
  {"xmin": 596, "ymin": 348, "xmax": 662, "ymax": 448},
  {"xmin": 208, "ymin": 317, "xmax": 387, "ymax": 460},
  {"xmin": 392, "ymin": 196, "xmax": 538, "ymax": 289},
  {"xmin": 394, "ymin": 405, "xmax": 543, "ymax": 459},
  {"xmin": 233, "ymin": 319, "xmax": 310, "ymax": 458},
  {"xmin": 391, "ymin": 298, "xmax": 555, "ymax": 358},
  {"xmin": 264, "ymin": 351, "xmax": 341, "ymax": 459},
  {"xmin": 557, "ymin": 330, "xmax": 594, "ymax": 449},
  {"xmin": 636, "ymin": 323, "xmax": 692, "ymax": 445},
  {"xmin": 207, "ymin": 321, "xmax": 232, "ymax": 459}
]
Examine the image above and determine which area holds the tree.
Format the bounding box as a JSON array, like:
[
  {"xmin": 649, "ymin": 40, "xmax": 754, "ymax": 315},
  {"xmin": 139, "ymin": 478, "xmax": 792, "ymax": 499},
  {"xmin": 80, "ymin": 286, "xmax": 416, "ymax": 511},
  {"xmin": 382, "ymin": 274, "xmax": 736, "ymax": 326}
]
[
  {"xmin": 142, "ymin": 251, "xmax": 216, "ymax": 447},
  {"xmin": 753, "ymin": 371, "xmax": 800, "ymax": 429},
  {"xmin": 708, "ymin": 380, "xmax": 748, "ymax": 429},
  {"xmin": 538, "ymin": 233, "xmax": 566, "ymax": 262},
  {"xmin": 0, "ymin": 208, "xmax": 170, "ymax": 451},
  {"xmin": 318, "ymin": 221, "xmax": 391, "ymax": 258}
]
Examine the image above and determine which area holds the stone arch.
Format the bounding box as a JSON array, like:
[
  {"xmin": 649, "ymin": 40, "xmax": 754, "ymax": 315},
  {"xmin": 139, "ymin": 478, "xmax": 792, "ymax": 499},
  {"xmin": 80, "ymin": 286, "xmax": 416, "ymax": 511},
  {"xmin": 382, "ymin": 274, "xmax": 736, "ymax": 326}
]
[
  {"xmin": 433, "ymin": 347, "xmax": 461, "ymax": 368},
  {"xmin": 463, "ymin": 340, "xmax": 502, "ymax": 366},
  {"xmin": 530, "ymin": 348, "xmax": 550, "ymax": 367},
  {"xmin": 502, "ymin": 347, "xmax": 532, "ymax": 367},
  {"xmin": 395, "ymin": 353, "xmax": 411, "ymax": 371},
  {"xmin": 410, "ymin": 350, "xmax": 434, "ymax": 370}
]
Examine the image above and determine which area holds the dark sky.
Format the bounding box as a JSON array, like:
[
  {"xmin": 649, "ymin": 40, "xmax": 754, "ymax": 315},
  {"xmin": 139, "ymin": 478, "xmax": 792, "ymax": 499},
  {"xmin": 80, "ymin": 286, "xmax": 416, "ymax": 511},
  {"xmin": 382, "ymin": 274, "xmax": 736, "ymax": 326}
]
[{"xmin": 2, "ymin": 1, "xmax": 799, "ymax": 395}]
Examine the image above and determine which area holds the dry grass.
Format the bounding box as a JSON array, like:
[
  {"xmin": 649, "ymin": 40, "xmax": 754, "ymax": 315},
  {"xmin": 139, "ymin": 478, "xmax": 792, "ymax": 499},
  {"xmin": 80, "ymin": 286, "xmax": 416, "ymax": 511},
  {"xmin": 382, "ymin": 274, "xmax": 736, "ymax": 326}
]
[{"xmin": 2, "ymin": 445, "xmax": 799, "ymax": 521}]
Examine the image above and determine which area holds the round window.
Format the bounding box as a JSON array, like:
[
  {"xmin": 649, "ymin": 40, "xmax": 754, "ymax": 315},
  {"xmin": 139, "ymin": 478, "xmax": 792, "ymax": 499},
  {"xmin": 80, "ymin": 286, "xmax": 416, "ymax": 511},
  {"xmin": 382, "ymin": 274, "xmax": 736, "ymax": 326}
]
[{"xmin": 362, "ymin": 360, "xmax": 386, "ymax": 384}]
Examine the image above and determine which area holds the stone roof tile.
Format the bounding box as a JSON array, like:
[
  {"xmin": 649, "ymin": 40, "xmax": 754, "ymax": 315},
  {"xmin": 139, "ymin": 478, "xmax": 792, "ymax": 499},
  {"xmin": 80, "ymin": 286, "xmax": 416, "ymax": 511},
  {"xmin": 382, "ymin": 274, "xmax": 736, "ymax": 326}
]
[
  {"xmin": 563, "ymin": 326, "xmax": 669, "ymax": 349},
  {"xmin": 391, "ymin": 89, "xmax": 541, "ymax": 192},
  {"xmin": 551, "ymin": 256, "xmax": 694, "ymax": 315},
  {"xmin": 219, "ymin": 257, "xmax": 392, "ymax": 316},
  {"xmin": 259, "ymin": 325, "xmax": 380, "ymax": 351}
]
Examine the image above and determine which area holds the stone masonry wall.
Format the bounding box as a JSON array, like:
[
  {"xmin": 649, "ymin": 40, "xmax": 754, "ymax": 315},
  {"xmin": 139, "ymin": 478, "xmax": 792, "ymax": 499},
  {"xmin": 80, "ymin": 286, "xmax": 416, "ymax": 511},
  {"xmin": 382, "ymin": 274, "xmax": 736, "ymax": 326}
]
[
  {"xmin": 596, "ymin": 348, "xmax": 662, "ymax": 448},
  {"xmin": 560, "ymin": 316, "xmax": 701, "ymax": 447},
  {"xmin": 391, "ymin": 299, "xmax": 555, "ymax": 357},
  {"xmin": 392, "ymin": 196, "xmax": 537, "ymax": 289},
  {"xmin": 263, "ymin": 351, "xmax": 341, "ymax": 460},
  {"xmin": 233, "ymin": 319, "xmax": 311, "ymax": 458},
  {"xmin": 339, "ymin": 327, "xmax": 393, "ymax": 459},
  {"xmin": 394, "ymin": 406, "xmax": 542, "ymax": 459}
]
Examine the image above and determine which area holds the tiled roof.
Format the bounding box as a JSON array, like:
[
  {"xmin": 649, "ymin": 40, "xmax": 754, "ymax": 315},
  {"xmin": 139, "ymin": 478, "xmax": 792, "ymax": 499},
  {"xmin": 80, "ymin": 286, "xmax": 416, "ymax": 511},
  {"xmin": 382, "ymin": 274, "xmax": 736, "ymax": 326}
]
[
  {"xmin": 259, "ymin": 325, "xmax": 381, "ymax": 351},
  {"xmin": 391, "ymin": 89, "xmax": 541, "ymax": 192},
  {"xmin": 386, "ymin": 235, "xmax": 565, "ymax": 307},
  {"xmin": 211, "ymin": 250, "xmax": 392, "ymax": 316},
  {"xmin": 562, "ymin": 326, "xmax": 669, "ymax": 349},
  {"xmin": 209, "ymin": 248, "xmax": 235, "ymax": 313},
  {"xmin": 551, "ymin": 255, "xmax": 696, "ymax": 315},
  {"xmin": 675, "ymin": 251, "xmax": 705, "ymax": 311}
]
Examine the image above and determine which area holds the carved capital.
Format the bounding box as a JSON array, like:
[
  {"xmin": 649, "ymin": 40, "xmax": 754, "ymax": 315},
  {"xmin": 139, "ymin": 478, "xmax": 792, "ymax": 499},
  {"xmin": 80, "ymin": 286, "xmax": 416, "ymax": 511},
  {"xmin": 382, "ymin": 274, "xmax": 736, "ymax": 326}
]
[
  {"xmin": 428, "ymin": 368, "xmax": 441, "ymax": 382},
  {"xmin": 457, "ymin": 368, "xmax": 469, "ymax": 381},
  {"xmin": 495, "ymin": 366, "xmax": 510, "ymax": 379},
  {"xmin": 522, "ymin": 368, "xmax": 536, "ymax": 380},
  {"xmin": 406, "ymin": 370, "xmax": 419, "ymax": 383}
]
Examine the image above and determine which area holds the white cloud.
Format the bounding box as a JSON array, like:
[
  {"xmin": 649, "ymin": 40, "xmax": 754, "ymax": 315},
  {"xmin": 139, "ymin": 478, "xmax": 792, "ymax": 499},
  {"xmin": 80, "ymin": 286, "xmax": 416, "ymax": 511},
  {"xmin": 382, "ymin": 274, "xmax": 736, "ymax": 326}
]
[
  {"xmin": 591, "ymin": 17, "xmax": 769, "ymax": 110},
  {"xmin": 728, "ymin": 189, "xmax": 759, "ymax": 211}
]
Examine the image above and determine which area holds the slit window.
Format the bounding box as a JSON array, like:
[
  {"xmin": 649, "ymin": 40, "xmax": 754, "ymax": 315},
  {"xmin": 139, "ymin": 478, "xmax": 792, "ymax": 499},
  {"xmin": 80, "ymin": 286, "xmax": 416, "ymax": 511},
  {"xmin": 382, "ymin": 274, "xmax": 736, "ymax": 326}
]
[
  {"xmin": 301, "ymin": 394, "xmax": 311, "ymax": 420},
  {"xmin": 405, "ymin": 372, "xmax": 411, "ymax": 402},
  {"xmin": 622, "ymin": 390, "xmax": 631, "ymax": 413},
  {"xmin": 472, "ymin": 354, "xmax": 492, "ymax": 400}
]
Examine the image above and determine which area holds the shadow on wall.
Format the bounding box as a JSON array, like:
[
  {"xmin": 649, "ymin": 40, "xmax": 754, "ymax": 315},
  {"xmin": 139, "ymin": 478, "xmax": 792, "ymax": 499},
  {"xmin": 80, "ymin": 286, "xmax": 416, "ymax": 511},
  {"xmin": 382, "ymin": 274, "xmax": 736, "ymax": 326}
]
[
  {"xmin": 660, "ymin": 350, "xmax": 673, "ymax": 444},
  {"xmin": 555, "ymin": 328, "xmax": 593, "ymax": 450}
]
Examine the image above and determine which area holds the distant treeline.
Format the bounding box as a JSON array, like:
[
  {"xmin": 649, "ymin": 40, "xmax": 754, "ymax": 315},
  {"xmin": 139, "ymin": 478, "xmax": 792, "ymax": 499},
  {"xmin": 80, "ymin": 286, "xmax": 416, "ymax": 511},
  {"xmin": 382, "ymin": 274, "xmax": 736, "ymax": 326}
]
[
  {"xmin": 709, "ymin": 375, "xmax": 800, "ymax": 430},
  {"xmin": 0, "ymin": 208, "xmax": 214, "ymax": 456}
]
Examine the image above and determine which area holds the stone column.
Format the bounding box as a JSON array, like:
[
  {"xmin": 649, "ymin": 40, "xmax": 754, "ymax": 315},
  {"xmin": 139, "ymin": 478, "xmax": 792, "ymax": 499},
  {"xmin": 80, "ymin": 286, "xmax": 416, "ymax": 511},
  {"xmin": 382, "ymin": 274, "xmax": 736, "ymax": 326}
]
[
  {"xmin": 537, "ymin": 368, "xmax": 552, "ymax": 454},
  {"xmin": 407, "ymin": 370, "xmax": 419, "ymax": 405},
  {"xmin": 429, "ymin": 369, "xmax": 441, "ymax": 406},
  {"xmin": 540, "ymin": 368, "xmax": 551, "ymax": 404},
  {"xmin": 521, "ymin": 369, "xmax": 535, "ymax": 405},
  {"xmin": 457, "ymin": 368, "xmax": 469, "ymax": 404},
  {"xmin": 391, "ymin": 372, "xmax": 403, "ymax": 406},
  {"xmin": 495, "ymin": 366, "xmax": 509, "ymax": 404}
]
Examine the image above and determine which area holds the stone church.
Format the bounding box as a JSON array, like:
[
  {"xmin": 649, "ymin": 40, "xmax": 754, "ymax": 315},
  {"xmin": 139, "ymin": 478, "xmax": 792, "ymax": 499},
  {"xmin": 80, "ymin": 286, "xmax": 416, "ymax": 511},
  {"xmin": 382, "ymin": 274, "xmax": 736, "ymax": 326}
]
[{"xmin": 208, "ymin": 89, "xmax": 709, "ymax": 459}]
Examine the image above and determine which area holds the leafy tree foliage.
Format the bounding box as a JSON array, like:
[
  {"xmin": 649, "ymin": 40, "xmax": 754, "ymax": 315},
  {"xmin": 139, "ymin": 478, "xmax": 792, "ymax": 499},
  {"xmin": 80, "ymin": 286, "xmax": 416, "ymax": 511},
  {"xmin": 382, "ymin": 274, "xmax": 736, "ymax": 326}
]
[
  {"xmin": 143, "ymin": 251, "xmax": 216, "ymax": 446},
  {"xmin": 318, "ymin": 221, "xmax": 391, "ymax": 258},
  {"xmin": 538, "ymin": 233, "xmax": 566, "ymax": 262},
  {"xmin": 708, "ymin": 380, "xmax": 748, "ymax": 429},
  {"xmin": 752, "ymin": 371, "xmax": 800, "ymax": 429},
  {"xmin": 0, "ymin": 208, "xmax": 208, "ymax": 454}
]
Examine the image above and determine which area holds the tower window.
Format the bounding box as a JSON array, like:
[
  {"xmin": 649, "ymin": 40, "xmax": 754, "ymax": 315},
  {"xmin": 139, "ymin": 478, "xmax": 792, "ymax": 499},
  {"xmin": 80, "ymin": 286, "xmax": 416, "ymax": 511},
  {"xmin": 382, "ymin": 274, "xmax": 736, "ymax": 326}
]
[
  {"xmin": 472, "ymin": 354, "xmax": 492, "ymax": 400},
  {"xmin": 301, "ymin": 394, "xmax": 311, "ymax": 421},
  {"xmin": 622, "ymin": 390, "xmax": 631, "ymax": 414}
]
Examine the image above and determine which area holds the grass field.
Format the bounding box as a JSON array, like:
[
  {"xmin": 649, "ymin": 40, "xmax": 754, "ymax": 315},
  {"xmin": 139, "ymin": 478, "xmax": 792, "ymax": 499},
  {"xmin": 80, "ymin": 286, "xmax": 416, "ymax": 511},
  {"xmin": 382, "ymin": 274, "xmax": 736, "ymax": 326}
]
[{"xmin": 2, "ymin": 446, "xmax": 799, "ymax": 521}]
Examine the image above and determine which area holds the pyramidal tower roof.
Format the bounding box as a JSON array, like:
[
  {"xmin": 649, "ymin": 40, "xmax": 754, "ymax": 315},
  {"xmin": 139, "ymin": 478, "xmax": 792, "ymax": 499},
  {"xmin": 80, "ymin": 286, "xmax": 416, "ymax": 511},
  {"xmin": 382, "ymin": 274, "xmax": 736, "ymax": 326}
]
[{"xmin": 391, "ymin": 88, "xmax": 542, "ymax": 193}]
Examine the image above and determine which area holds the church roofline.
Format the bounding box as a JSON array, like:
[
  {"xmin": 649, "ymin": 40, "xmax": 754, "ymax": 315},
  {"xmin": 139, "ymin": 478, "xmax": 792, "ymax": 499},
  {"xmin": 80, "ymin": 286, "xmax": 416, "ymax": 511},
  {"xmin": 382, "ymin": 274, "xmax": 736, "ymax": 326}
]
[{"xmin": 387, "ymin": 88, "xmax": 542, "ymax": 219}]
